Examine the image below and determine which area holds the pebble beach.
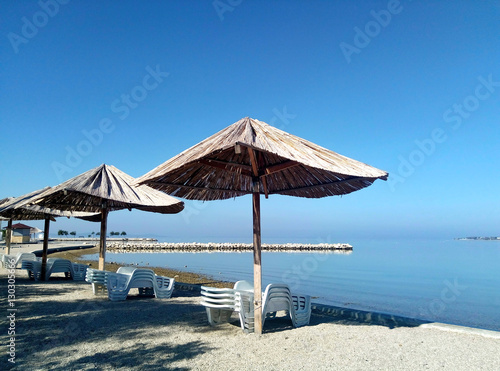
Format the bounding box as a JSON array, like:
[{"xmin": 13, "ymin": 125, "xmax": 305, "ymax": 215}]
[{"xmin": 1, "ymin": 243, "xmax": 500, "ymax": 370}]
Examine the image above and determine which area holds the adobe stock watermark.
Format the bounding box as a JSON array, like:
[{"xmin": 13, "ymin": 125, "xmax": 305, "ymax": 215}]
[
  {"xmin": 388, "ymin": 73, "xmax": 500, "ymax": 192},
  {"xmin": 51, "ymin": 64, "xmax": 169, "ymax": 181},
  {"xmin": 340, "ymin": 0, "xmax": 405, "ymax": 64},
  {"xmin": 418, "ymin": 278, "xmax": 468, "ymax": 319},
  {"xmin": 182, "ymin": 201, "xmax": 209, "ymax": 225},
  {"xmin": 213, "ymin": 0, "xmax": 243, "ymax": 21},
  {"xmin": 7, "ymin": 0, "xmax": 70, "ymax": 54},
  {"xmin": 6, "ymin": 258, "xmax": 17, "ymax": 364},
  {"xmin": 281, "ymin": 236, "xmax": 337, "ymax": 291},
  {"xmin": 269, "ymin": 106, "xmax": 297, "ymax": 131}
]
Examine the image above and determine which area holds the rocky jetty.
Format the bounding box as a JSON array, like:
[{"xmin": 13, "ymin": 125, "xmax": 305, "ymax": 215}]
[{"xmin": 106, "ymin": 241, "xmax": 353, "ymax": 253}]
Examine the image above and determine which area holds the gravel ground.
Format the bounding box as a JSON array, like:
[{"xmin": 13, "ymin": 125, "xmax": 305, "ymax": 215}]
[{"xmin": 1, "ymin": 244, "xmax": 500, "ymax": 370}]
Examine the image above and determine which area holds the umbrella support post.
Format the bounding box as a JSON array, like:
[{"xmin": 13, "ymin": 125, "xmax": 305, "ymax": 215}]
[
  {"xmin": 252, "ymin": 188, "xmax": 263, "ymax": 335},
  {"xmin": 98, "ymin": 206, "xmax": 108, "ymax": 271},
  {"xmin": 40, "ymin": 215, "xmax": 50, "ymax": 281},
  {"xmin": 5, "ymin": 219, "xmax": 12, "ymax": 255}
]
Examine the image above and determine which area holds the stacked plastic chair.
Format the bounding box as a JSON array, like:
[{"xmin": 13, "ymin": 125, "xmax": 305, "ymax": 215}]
[
  {"xmin": 200, "ymin": 286, "xmax": 238, "ymax": 326},
  {"xmin": 106, "ymin": 268, "xmax": 156, "ymax": 301},
  {"xmin": 1, "ymin": 252, "xmax": 38, "ymax": 268},
  {"xmin": 70, "ymin": 263, "xmax": 89, "ymax": 281},
  {"xmin": 86, "ymin": 267, "xmax": 175, "ymax": 301},
  {"xmin": 21, "ymin": 258, "xmax": 82, "ymax": 281},
  {"xmin": 85, "ymin": 268, "xmax": 108, "ymax": 294},
  {"xmin": 291, "ymin": 294, "xmax": 312, "ymax": 327},
  {"xmin": 154, "ymin": 275, "xmax": 175, "ymax": 299},
  {"xmin": 200, "ymin": 280, "xmax": 311, "ymax": 333}
]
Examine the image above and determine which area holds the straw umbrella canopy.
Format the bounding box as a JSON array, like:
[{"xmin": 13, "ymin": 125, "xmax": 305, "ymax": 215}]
[
  {"xmin": 136, "ymin": 117, "xmax": 388, "ymax": 334},
  {"xmin": 0, "ymin": 187, "xmax": 100, "ymax": 278},
  {"xmin": 31, "ymin": 164, "xmax": 184, "ymax": 270}
]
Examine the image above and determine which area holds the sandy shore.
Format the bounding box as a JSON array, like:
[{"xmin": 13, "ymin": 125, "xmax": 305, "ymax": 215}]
[{"xmin": 1, "ymin": 244, "xmax": 500, "ymax": 370}]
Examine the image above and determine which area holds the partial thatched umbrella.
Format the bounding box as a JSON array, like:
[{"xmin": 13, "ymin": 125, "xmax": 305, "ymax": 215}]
[
  {"xmin": 31, "ymin": 164, "xmax": 184, "ymax": 270},
  {"xmin": 137, "ymin": 117, "xmax": 388, "ymax": 334},
  {"xmin": 0, "ymin": 187, "xmax": 100, "ymax": 279}
]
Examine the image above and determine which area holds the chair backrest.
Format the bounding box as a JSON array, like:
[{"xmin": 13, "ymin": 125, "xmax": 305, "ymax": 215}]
[
  {"xmin": 201, "ymin": 287, "xmax": 238, "ymax": 309},
  {"xmin": 262, "ymin": 284, "xmax": 293, "ymax": 314},
  {"xmin": 116, "ymin": 266, "xmax": 137, "ymax": 275},
  {"xmin": 128, "ymin": 269, "xmax": 155, "ymax": 288},
  {"xmin": 234, "ymin": 280, "xmax": 253, "ymax": 292},
  {"xmin": 15, "ymin": 253, "xmax": 37, "ymax": 267}
]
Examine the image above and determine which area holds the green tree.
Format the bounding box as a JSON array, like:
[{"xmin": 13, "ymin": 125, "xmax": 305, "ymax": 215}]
[
  {"xmin": 70, "ymin": 231, "xmax": 76, "ymax": 237},
  {"xmin": 121, "ymin": 231, "xmax": 127, "ymax": 236}
]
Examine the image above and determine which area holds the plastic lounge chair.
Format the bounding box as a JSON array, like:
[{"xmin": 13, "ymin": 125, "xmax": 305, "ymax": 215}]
[
  {"xmin": 21, "ymin": 258, "xmax": 74, "ymax": 281},
  {"xmin": 45, "ymin": 258, "xmax": 74, "ymax": 280},
  {"xmin": 200, "ymin": 286, "xmax": 238, "ymax": 325},
  {"xmin": 261, "ymin": 284, "xmax": 295, "ymax": 328},
  {"xmin": 85, "ymin": 268, "xmax": 108, "ymax": 294},
  {"xmin": 21, "ymin": 260, "xmax": 41, "ymax": 280},
  {"xmin": 235, "ymin": 290, "xmax": 255, "ymax": 332},
  {"xmin": 291, "ymin": 294, "xmax": 312, "ymax": 327},
  {"xmin": 154, "ymin": 275, "xmax": 175, "ymax": 299},
  {"xmin": 200, "ymin": 281, "xmax": 256, "ymax": 331},
  {"xmin": 106, "ymin": 268, "xmax": 158, "ymax": 301},
  {"xmin": 71, "ymin": 263, "xmax": 89, "ymax": 281},
  {"xmin": 229, "ymin": 282, "xmax": 312, "ymax": 332},
  {"xmin": 2, "ymin": 252, "xmax": 38, "ymax": 268}
]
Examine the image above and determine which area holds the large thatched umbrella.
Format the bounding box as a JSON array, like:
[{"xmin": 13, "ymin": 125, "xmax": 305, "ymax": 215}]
[
  {"xmin": 31, "ymin": 164, "xmax": 184, "ymax": 270},
  {"xmin": 137, "ymin": 117, "xmax": 388, "ymax": 334},
  {"xmin": 0, "ymin": 187, "xmax": 100, "ymax": 279}
]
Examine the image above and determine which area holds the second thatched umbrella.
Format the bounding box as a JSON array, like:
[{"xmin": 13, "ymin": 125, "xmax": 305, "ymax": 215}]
[
  {"xmin": 137, "ymin": 117, "xmax": 389, "ymax": 334},
  {"xmin": 32, "ymin": 164, "xmax": 184, "ymax": 270},
  {"xmin": 0, "ymin": 187, "xmax": 100, "ymax": 279}
]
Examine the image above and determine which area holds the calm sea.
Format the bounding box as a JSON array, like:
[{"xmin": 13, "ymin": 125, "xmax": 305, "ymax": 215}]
[{"xmin": 83, "ymin": 238, "xmax": 500, "ymax": 331}]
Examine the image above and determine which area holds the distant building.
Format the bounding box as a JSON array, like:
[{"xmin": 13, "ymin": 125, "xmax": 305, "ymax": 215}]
[{"xmin": 10, "ymin": 223, "xmax": 34, "ymax": 244}]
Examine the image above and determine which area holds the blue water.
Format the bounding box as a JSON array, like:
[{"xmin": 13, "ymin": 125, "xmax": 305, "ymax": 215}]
[{"xmin": 83, "ymin": 238, "xmax": 500, "ymax": 331}]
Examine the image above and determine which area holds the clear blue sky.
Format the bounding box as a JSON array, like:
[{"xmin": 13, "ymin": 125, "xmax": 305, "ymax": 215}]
[{"xmin": 1, "ymin": 1, "xmax": 499, "ymax": 242}]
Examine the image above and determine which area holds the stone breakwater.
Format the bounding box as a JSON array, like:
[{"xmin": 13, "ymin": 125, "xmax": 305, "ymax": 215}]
[{"xmin": 106, "ymin": 242, "xmax": 353, "ymax": 253}]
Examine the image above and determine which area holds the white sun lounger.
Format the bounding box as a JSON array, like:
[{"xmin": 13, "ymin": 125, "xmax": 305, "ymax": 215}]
[
  {"xmin": 86, "ymin": 267, "xmax": 175, "ymax": 300},
  {"xmin": 85, "ymin": 268, "xmax": 108, "ymax": 294},
  {"xmin": 21, "ymin": 258, "xmax": 88, "ymax": 281},
  {"xmin": 200, "ymin": 286, "xmax": 239, "ymax": 326},
  {"xmin": 1, "ymin": 252, "xmax": 38, "ymax": 268}
]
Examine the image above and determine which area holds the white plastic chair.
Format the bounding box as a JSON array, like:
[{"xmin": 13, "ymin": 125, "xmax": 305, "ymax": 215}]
[
  {"xmin": 1, "ymin": 252, "xmax": 38, "ymax": 268},
  {"xmin": 200, "ymin": 286, "xmax": 238, "ymax": 325},
  {"xmin": 201, "ymin": 281, "xmax": 312, "ymax": 333},
  {"xmin": 22, "ymin": 258, "xmax": 76, "ymax": 281},
  {"xmin": 154, "ymin": 275, "xmax": 175, "ymax": 299},
  {"xmin": 85, "ymin": 268, "xmax": 108, "ymax": 294}
]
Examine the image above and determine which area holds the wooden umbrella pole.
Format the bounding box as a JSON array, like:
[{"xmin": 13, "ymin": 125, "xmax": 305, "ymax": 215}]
[
  {"xmin": 98, "ymin": 204, "xmax": 108, "ymax": 271},
  {"xmin": 40, "ymin": 215, "xmax": 50, "ymax": 281},
  {"xmin": 252, "ymin": 181, "xmax": 263, "ymax": 335},
  {"xmin": 5, "ymin": 219, "xmax": 12, "ymax": 255}
]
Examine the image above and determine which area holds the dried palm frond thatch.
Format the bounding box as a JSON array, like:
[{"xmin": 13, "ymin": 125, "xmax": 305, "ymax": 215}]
[
  {"xmin": 0, "ymin": 187, "xmax": 99, "ymax": 221},
  {"xmin": 33, "ymin": 164, "xmax": 184, "ymax": 214},
  {"xmin": 31, "ymin": 164, "xmax": 184, "ymax": 270},
  {"xmin": 0, "ymin": 187, "xmax": 100, "ymax": 258},
  {"xmin": 136, "ymin": 117, "xmax": 388, "ymax": 200}
]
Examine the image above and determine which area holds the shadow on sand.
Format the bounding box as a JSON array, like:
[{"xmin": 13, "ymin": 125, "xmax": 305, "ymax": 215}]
[{"xmin": 1, "ymin": 270, "xmax": 428, "ymax": 369}]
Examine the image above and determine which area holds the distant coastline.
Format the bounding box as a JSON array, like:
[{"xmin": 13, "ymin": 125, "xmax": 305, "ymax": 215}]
[{"xmin": 455, "ymin": 236, "xmax": 500, "ymax": 241}]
